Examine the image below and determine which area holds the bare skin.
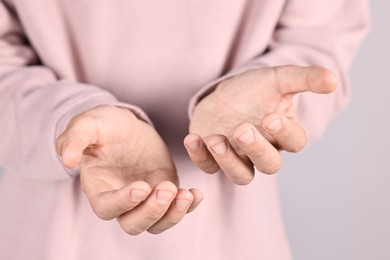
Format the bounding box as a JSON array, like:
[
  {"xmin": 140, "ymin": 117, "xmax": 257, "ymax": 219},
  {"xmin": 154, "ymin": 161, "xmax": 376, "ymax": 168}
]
[
  {"xmin": 184, "ymin": 65, "xmax": 338, "ymax": 185},
  {"xmin": 56, "ymin": 105, "xmax": 203, "ymax": 235},
  {"xmin": 56, "ymin": 65, "xmax": 337, "ymax": 235}
]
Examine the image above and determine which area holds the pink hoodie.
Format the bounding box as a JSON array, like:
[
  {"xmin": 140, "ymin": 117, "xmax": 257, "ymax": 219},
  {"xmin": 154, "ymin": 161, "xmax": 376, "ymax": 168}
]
[{"xmin": 0, "ymin": 0, "xmax": 369, "ymax": 259}]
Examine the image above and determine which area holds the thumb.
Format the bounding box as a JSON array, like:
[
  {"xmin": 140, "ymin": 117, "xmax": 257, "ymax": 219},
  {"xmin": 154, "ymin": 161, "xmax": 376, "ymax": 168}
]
[
  {"xmin": 56, "ymin": 116, "xmax": 98, "ymax": 169},
  {"xmin": 274, "ymin": 65, "xmax": 338, "ymax": 95}
]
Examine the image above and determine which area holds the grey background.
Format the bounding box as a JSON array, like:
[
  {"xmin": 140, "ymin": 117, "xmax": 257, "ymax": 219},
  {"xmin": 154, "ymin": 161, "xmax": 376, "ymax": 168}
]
[
  {"xmin": 0, "ymin": 1, "xmax": 388, "ymax": 259},
  {"xmin": 277, "ymin": 1, "xmax": 390, "ymax": 259}
]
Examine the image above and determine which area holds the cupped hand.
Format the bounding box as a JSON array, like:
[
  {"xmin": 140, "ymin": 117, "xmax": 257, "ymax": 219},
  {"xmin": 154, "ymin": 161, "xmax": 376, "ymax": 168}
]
[
  {"xmin": 184, "ymin": 66, "xmax": 337, "ymax": 185},
  {"xmin": 56, "ymin": 105, "xmax": 203, "ymax": 235}
]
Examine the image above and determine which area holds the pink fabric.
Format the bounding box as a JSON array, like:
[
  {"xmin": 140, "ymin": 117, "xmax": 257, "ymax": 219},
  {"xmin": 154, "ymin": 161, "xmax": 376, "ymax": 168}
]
[{"xmin": 0, "ymin": 0, "xmax": 369, "ymax": 259}]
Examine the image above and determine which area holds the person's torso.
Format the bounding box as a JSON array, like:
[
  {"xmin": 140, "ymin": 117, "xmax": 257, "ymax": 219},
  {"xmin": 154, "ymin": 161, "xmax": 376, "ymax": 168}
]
[{"xmin": 10, "ymin": 0, "xmax": 283, "ymax": 149}]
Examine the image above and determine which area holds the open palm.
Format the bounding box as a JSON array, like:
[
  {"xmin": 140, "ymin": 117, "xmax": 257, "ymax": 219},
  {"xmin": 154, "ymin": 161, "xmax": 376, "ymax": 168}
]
[
  {"xmin": 185, "ymin": 66, "xmax": 337, "ymax": 184},
  {"xmin": 57, "ymin": 105, "xmax": 202, "ymax": 235}
]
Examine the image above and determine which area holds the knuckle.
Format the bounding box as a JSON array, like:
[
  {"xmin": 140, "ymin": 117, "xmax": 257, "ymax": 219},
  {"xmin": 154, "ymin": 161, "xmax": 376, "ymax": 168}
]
[
  {"xmin": 263, "ymin": 159, "xmax": 282, "ymax": 174},
  {"xmin": 144, "ymin": 206, "xmax": 165, "ymax": 222},
  {"xmin": 149, "ymin": 222, "xmax": 176, "ymax": 236},
  {"xmin": 221, "ymin": 157, "xmax": 239, "ymax": 171},
  {"xmin": 290, "ymin": 143, "xmax": 304, "ymax": 153},
  {"xmin": 148, "ymin": 221, "xmax": 176, "ymax": 234},
  {"xmin": 117, "ymin": 217, "xmax": 145, "ymax": 236},
  {"xmin": 148, "ymin": 217, "xmax": 181, "ymax": 235},
  {"xmin": 234, "ymin": 174, "xmax": 254, "ymax": 186},
  {"xmin": 195, "ymin": 154, "xmax": 220, "ymax": 173},
  {"xmin": 202, "ymin": 164, "xmax": 220, "ymax": 174},
  {"xmin": 164, "ymin": 215, "xmax": 181, "ymax": 227},
  {"xmin": 288, "ymin": 135, "xmax": 306, "ymax": 153},
  {"xmin": 250, "ymin": 147, "xmax": 267, "ymax": 161},
  {"xmin": 148, "ymin": 228, "xmax": 163, "ymax": 235},
  {"xmin": 253, "ymin": 155, "xmax": 282, "ymax": 174},
  {"xmin": 120, "ymin": 192, "xmax": 137, "ymax": 207},
  {"xmin": 191, "ymin": 150, "xmax": 219, "ymax": 173},
  {"xmin": 194, "ymin": 154, "xmax": 210, "ymax": 165},
  {"xmin": 121, "ymin": 225, "xmax": 144, "ymax": 236},
  {"xmin": 93, "ymin": 207, "xmax": 111, "ymax": 221}
]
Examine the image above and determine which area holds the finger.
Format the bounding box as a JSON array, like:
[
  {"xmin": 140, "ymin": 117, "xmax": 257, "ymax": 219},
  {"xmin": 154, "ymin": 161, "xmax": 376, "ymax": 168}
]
[
  {"xmin": 86, "ymin": 181, "xmax": 152, "ymax": 220},
  {"xmin": 204, "ymin": 135, "xmax": 254, "ymax": 185},
  {"xmin": 147, "ymin": 189, "xmax": 194, "ymax": 234},
  {"xmin": 56, "ymin": 115, "xmax": 98, "ymax": 169},
  {"xmin": 116, "ymin": 181, "xmax": 177, "ymax": 236},
  {"xmin": 274, "ymin": 65, "xmax": 338, "ymax": 95},
  {"xmin": 187, "ymin": 188, "xmax": 204, "ymax": 213},
  {"xmin": 184, "ymin": 133, "xmax": 220, "ymax": 173},
  {"xmin": 262, "ymin": 114, "xmax": 307, "ymax": 153},
  {"xmin": 233, "ymin": 124, "xmax": 282, "ymax": 174}
]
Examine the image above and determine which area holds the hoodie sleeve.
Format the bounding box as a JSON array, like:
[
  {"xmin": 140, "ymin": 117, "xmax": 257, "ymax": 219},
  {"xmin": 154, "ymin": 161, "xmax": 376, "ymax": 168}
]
[
  {"xmin": 189, "ymin": 0, "xmax": 370, "ymax": 142},
  {"xmin": 0, "ymin": 2, "xmax": 150, "ymax": 181}
]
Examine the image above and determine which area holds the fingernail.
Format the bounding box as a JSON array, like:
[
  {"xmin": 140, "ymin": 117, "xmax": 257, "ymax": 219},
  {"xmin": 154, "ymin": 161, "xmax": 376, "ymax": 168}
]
[
  {"xmin": 238, "ymin": 128, "xmax": 255, "ymax": 144},
  {"xmin": 175, "ymin": 199, "xmax": 191, "ymax": 211},
  {"xmin": 187, "ymin": 141, "xmax": 200, "ymax": 150},
  {"xmin": 156, "ymin": 190, "xmax": 175, "ymax": 203},
  {"xmin": 267, "ymin": 118, "xmax": 282, "ymax": 132},
  {"xmin": 130, "ymin": 189, "xmax": 148, "ymax": 201},
  {"xmin": 211, "ymin": 141, "xmax": 227, "ymax": 155}
]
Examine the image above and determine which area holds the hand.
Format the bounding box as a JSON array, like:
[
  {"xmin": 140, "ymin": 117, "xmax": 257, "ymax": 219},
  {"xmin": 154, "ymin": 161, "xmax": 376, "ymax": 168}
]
[
  {"xmin": 184, "ymin": 66, "xmax": 337, "ymax": 185},
  {"xmin": 56, "ymin": 105, "xmax": 203, "ymax": 235}
]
